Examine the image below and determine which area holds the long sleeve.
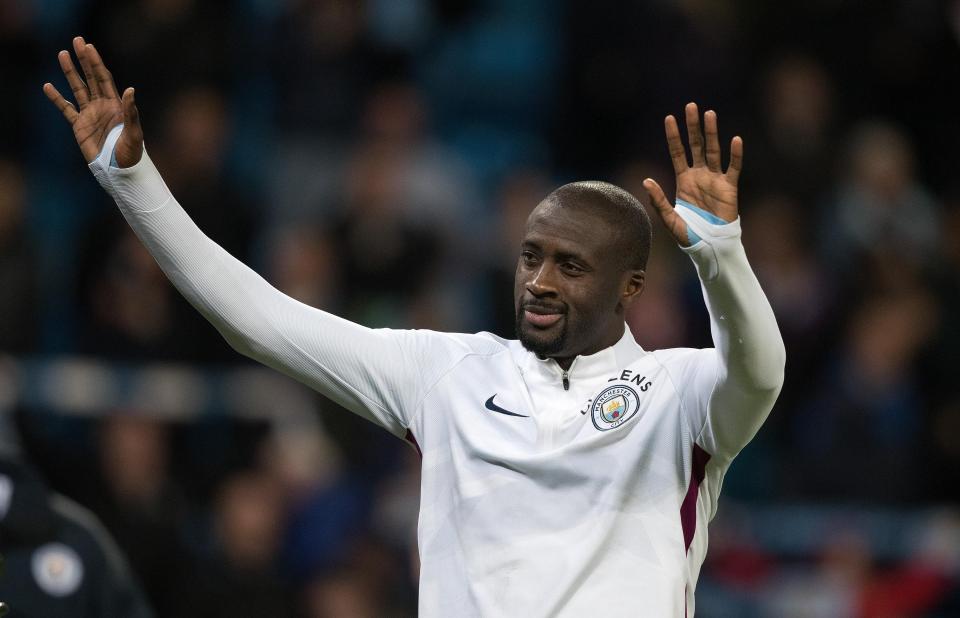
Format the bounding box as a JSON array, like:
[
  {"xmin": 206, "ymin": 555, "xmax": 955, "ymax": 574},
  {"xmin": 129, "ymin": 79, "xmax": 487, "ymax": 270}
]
[
  {"xmin": 661, "ymin": 201, "xmax": 786, "ymax": 462},
  {"xmin": 88, "ymin": 125, "xmax": 462, "ymax": 437}
]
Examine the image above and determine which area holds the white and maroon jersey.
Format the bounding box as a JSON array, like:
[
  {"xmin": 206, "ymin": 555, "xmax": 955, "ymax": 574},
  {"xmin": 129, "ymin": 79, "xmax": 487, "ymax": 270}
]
[{"xmin": 90, "ymin": 125, "xmax": 785, "ymax": 617}]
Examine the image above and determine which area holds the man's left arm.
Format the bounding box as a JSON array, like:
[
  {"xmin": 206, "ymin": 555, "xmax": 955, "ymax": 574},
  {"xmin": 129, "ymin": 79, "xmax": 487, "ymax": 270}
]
[{"xmin": 645, "ymin": 103, "xmax": 786, "ymax": 461}]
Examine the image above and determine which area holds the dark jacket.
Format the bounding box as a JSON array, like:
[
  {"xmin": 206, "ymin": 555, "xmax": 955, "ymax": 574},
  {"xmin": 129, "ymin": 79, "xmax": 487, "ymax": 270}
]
[{"xmin": 0, "ymin": 458, "xmax": 153, "ymax": 618}]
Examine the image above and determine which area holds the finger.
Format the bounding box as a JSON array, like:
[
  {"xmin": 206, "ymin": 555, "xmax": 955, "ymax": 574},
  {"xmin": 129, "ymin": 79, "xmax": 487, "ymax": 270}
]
[
  {"xmin": 116, "ymin": 87, "xmax": 145, "ymax": 167},
  {"xmin": 73, "ymin": 36, "xmax": 101, "ymax": 99},
  {"xmin": 643, "ymin": 178, "xmax": 689, "ymax": 245},
  {"xmin": 642, "ymin": 178, "xmax": 671, "ymax": 217},
  {"xmin": 85, "ymin": 43, "xmax": 119, "ymax": 99},
  {"xmin": 726, "ymin": 136, "xmax": 744, "ymax": 184},
  {"xmin": 57, "ymin": 49, "xmax": 89, "ymax": 108},
  {"xmin": 122, "ymin": 87, "xmax": 142, "ymax": 135},
  {"xmin": 704, "ymin": 110, "xmax": 721, "ymax": 172},
  {"xmin": 43, "ymin": 82, "xmax": 79, "ymax": 124},
  {"xmin": 685, "ymin": 102, "xmax": 705, "ymax": 166},
  {"xmin": 664, "ymin": 115, "xmax": 688, "ymax": 175}
]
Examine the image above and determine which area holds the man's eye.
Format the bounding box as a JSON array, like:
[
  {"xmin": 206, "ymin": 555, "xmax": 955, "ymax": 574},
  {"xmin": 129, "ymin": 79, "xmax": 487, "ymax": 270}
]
[
  {"xmin": 521, "ymin": 251, "xmax": 538, "ymax": 265},
  {"xmin": 563, "ymin": 262, "xmax": 584, "ymax": 274}
]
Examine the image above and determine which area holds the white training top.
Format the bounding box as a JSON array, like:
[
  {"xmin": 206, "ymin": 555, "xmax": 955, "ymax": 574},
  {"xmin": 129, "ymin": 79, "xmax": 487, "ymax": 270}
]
[{"xmin": 89, "ymin": 126, "xmax": 785, "ymax": 617}]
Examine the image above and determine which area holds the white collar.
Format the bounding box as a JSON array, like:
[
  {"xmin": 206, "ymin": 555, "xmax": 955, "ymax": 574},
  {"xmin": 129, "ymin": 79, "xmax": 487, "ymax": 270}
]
[{"xmin": 516, "ymin": 325, "xmax": 644, "ymax": 384}]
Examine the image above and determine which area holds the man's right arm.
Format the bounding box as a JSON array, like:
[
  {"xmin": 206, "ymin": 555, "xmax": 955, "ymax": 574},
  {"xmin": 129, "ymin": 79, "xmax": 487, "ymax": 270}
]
[{"xmin": 43, "ymin": 38, "xmax": 455, "ymax": 436}]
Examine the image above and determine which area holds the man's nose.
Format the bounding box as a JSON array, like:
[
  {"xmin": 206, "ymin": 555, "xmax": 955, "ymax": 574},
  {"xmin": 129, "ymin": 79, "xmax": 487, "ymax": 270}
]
[{"xmin": 527, "ymin": 263, "xmax": 559, "ymax": 297}]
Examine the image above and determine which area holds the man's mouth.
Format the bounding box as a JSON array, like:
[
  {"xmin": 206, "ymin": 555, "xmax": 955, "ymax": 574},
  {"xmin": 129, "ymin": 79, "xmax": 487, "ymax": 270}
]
[{"xmin": 522, "ymin": 304, "xmax": 565, "ymax": 329}]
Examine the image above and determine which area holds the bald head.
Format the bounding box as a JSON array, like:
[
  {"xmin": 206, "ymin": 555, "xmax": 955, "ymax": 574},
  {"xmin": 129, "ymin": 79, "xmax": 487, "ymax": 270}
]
[{"xmin": 544, "ymin": 181, "xmax": 652, "ymax": 271}]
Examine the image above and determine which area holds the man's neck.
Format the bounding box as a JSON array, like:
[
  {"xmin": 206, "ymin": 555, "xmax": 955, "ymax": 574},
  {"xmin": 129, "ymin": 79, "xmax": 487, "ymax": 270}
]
[{"xmin": 545, "ymin": 324, "xmax": 627, "ymax": 371}]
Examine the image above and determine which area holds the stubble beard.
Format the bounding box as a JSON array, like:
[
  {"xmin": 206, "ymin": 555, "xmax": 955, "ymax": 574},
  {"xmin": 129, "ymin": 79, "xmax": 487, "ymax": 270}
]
[{"xmin": 516, "ymin": 307, "xmax": 568, "ymax": 358}]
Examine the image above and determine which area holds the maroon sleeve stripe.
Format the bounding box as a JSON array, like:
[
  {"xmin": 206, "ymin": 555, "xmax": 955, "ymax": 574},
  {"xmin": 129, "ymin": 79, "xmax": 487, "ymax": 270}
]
[
  {"xmin": 680, "ymin": 443, "xmax": 711, "ymax": 551},
  {"xmin": 404, "ymin": 429, "xmax": 422, "ymax": 458}
]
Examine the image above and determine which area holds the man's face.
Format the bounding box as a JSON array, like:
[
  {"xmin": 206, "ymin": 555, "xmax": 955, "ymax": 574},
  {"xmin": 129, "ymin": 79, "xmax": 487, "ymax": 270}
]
[{"xmin": 514, "ymin": 200, "xmax": 643, "ymax": 361}]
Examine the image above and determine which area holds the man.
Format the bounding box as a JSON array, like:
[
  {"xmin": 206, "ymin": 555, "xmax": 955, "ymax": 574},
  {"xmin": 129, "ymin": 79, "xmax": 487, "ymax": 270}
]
[
  {"xmin": 44, "ymin": 37, "xmax": 784, "ymax": 616},
  {"xmin": 0, "ymin": 449, "xmax": 152, "ymax": 617}
]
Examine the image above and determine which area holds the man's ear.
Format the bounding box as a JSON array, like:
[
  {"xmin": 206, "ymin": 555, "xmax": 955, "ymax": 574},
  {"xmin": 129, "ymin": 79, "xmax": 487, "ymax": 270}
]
[{"xmin": 621, "ymin": 270, "xmax": 645, "ymax": 308}]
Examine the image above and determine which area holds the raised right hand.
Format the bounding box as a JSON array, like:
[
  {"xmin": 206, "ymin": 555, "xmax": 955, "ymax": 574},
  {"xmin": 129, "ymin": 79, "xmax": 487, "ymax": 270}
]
[{"xmin": 42, "ymin": 36, "xmax": 143, "ymax": 167}]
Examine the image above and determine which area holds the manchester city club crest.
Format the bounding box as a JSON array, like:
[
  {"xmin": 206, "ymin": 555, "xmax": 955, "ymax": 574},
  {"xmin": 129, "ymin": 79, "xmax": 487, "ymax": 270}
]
[{"xmin": 591, "ymin": 385, "xmax": 641, "ymax": 431}]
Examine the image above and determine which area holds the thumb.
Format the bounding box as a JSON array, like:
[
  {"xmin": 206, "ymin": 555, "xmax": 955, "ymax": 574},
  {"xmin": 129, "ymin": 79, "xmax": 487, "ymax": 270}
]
[
  {"xmin": 643, "ymin": 178, "xmax": 691, "ymax": 247},
  {"xmin": 116, "ymin": 87, "xmax": 143, "ymax": 168}
]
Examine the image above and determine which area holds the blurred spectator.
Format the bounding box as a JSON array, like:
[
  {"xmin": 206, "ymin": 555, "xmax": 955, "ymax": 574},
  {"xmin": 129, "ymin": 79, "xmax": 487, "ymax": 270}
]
[
  {"xmin": 366, "ymin": 0, "xmax": 433, "ymax": 53},
  {"xmin": 265, "ymin": 225, "xmax": 341, "ymax": 311},
  {"xmin": 77, "ymin": 227, "xmax": 183, "ymax": 359},
  {"xmin": 93, "ymin": 415, "xmax": 186, "ymax": 616},
  {"xmin": 302, "ymin": 539, "xmax": 411, "ymax": 617},
  {"xmin": 84, "ymin": 0, "xmax": 232, "ymax": 110},
  {"xmin": 859, "ymin": 545, "xmax": 957, "ymax": 618},
  {"xmin": 257, "ymin": 420, "xmax": 373, "ymax": 583},
  {"xmin": 217, "ymin": 472, "xmax": 285, "ymax": 570},
  {"xmin": 420, "ymin": 0, "xmax": 558, "ymax": 184},
  {"xmin": 746, "ymin": 54, "xmax": 837, "ymax": 206},
  {"xmin": 822, "ymin": 121, "xmax": 941, "ymax": 280},
  {"xmin": 0, "ymin": 0, "xmax": 41, "ymax": 157},
  {"xmin": 924, "ymin": 198, "xmax": 960, "ymax": 500},
  {"xmin": 764, "ymin": 530, "xmax": 866, "ymax": 617},
  {"xmin": 743, "ymin": 195, "xmax": 832, "ymax": 342},
  {"xmin": 303, "ymin": 566, "xmax": 382, "ymax": 618},
  {"xmin": 929, "ymin": 399, "xmax": 960, "ymax": 501},
  {"xmin": 265, "ymin": 0, "xmax": 385, "ymax": 226},
  {"xmin": 742, "ymin": 193, "xmax": 835, "ymax": 413},
  {"xmin": 556, "ymin": 0, "xmax": 734, "ymax": 174},
  {"xmin": 370, "ymin": 448, "xmax": 420, "ymax": 555},
  {"xmin": 151, "ymin": 85, "xmax": 255, "ymax": 260},
  {"xmin": 788, "ymin": 289, "xmax": 938, "ymax": 502},
  {"xmin": 278, "ymin": 467, "xmax": 371, "ymax": 583},
  {"xmin": 269, "ymin": 0, "xmax": 376, "ymax": 139},
  {"xmin": 0, "ymin": 159, "xmax": 39, "ymax": 353},
  {"xmin": 359, "ymin": 81, "xmax": 480, "ymax": 231},
  {"xmin": 173, "ymin": 470, "xmax": 295, "ymax": 618},
  {"xmin": 329, "ymin": 141, "xmax": 444, "ymax": 327}
]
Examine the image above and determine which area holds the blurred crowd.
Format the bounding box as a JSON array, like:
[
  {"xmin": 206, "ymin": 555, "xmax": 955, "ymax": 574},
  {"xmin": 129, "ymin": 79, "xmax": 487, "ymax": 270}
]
[{"xmin": 2, "ymin": 0, "xmax": 960, "ymax": 615}]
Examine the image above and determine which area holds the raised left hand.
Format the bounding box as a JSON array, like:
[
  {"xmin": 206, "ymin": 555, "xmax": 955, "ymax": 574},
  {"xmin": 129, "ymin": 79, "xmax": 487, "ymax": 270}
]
[{"xmin": 643, "ymin": 102, "xmax": 742, "ymax": 246}]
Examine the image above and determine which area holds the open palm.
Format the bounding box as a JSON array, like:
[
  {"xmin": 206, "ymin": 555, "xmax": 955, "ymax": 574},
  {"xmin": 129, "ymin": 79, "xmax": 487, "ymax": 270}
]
[
  {"xmin": 643, "ymin": 103, "xmax": 742, "ymax": 246},
  {"xmin": 42, "ymin": 36, "xmax": 143, "ymax": 167}
]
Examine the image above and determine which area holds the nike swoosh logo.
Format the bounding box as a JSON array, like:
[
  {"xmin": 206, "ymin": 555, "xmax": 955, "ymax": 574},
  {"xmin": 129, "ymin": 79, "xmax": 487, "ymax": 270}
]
[{"xmin": 484, "ymin": 395, "xmax": 529, "ymax": 418}]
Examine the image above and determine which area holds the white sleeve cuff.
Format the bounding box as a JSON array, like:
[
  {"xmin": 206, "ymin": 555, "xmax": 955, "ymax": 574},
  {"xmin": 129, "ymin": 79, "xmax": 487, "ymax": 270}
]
[
  {"xmin": 87, "ymin": 124, "xmax": 172, "ymax": 213},
  {"xmin": 675, "ymin": 205, "xmax": 743, "ymax": 282}
]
